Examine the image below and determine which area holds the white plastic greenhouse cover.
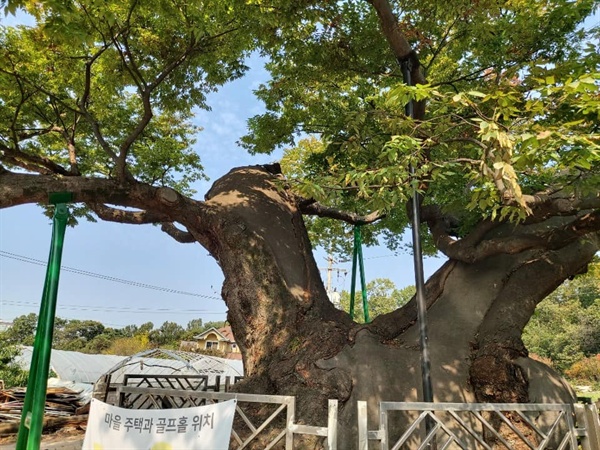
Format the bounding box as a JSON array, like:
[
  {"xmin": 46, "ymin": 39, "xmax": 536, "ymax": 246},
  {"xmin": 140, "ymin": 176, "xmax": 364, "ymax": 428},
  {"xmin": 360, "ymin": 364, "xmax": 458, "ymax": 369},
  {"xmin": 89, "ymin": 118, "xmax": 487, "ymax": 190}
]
[
  {"xmin": 16, "ymin": 347, "xmax": 127, "ymax": 384},
  {"xmin": 103, "ymin": 349, "xmax": 244, "ymax": 384}
]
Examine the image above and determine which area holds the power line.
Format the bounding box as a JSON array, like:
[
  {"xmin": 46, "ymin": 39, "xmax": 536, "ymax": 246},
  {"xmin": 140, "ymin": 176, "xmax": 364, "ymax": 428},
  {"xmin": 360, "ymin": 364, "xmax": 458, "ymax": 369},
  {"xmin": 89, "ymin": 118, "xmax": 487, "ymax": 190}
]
[
  {"xmin": 0, "ymin": 299, "xmax": 225, "ymax": 315},
  {"xmin": 0, "ymin": 250, "xmax": 222, "ymax": 300},
  {"xmin": 339, "ymin": 253, "xmax": 398, "ymax": 264},
  {"xmin": 364, "ymin": 254, "xmax": 398, "ymax": 260}
]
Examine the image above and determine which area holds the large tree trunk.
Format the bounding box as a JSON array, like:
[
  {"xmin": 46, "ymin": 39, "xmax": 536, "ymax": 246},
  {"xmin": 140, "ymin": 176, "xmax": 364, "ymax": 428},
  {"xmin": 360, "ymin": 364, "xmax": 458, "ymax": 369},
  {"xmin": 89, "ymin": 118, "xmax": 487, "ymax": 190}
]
[
  {"xmin": 2, "ymin": 165, "xmax": 595, "ymax": 448},
  {"xmin": 193, "ymin": 166, "xmax": 597, "ymax": 448}
]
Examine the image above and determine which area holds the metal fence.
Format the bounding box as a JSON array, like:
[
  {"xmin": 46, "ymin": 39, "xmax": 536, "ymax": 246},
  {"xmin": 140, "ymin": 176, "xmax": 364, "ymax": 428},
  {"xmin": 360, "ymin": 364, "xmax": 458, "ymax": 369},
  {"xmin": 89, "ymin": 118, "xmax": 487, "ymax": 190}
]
[
  {"xmin": 113, "ymin": 383, "xmax": 600, "ymax": 450},
  {"xmin": 119, "ymin": 374, "xmax": 244, "ymax": 409},
  {"xmin": 358, "ymin": 401, "xmax": 600, "ymax": 450},
  {"xmin": 117, "ymin": 386, "xmax": 338, "ymax": 449},
  {"xmin": 122, "ymin": 374, "xmax": 244, "ymax": 392}
]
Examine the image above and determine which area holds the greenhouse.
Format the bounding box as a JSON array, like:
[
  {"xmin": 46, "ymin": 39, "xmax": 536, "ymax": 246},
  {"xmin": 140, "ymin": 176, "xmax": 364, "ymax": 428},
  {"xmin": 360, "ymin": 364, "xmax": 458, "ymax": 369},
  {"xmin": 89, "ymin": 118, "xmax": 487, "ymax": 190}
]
[
  {"xmin": 93, "ymin": 348, "xmax": 244, "ymax": 405},
  {"xmin": 101, "ymin": 348, "xmax": 244, "ymax": 384},
  {"xmin": 16, "ymin": 346, "xmax": 126, "ymax": 385}
]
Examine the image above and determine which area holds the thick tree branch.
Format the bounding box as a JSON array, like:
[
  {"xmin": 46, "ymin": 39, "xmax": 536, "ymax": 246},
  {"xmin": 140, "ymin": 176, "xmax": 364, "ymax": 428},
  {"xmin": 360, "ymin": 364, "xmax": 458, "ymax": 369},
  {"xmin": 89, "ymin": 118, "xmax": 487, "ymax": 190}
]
[
  {"xmin": 429, "ymin": 207, "xmax": 600, "ymax": 263},
  {"xmin": 114, "ymin": 24, "xmax": 236, "ymax": 176},
  {"xmin": 15, "ymin": 125, "xmax": 62, "ymax": 141},
  {"xmin": 299, "ymin": 200, "xmax": 385, "ymax": 225},
  {"xmin": 1, "ymin": 155, "xmax": 52, "ymax": 175},
  {"xmin": 89, "ymin": 203, "xmax": 169, "ymax": 224},
  {"xmin": 116, "ymin": 88, "xmax": 152, "ymax": 179},
  {"xmin": 526, "ymin": 192, "xmax": 600, "ymax": 216},
  {"xmin": 367, "ymin": 259, "xmax": 457, "ymax": 340},
  {"xmin": 0, "ymin": 68, "xmax": 81, "ymax": 116},
  {"xmin": 0, "ymin": 143, "xmax": 71, "ymax": 176},
  {"xmin": 431, "ymin": 66, "xmax": 492, "ymax": 88},
  {"xmin": 424, "ymin": 15, "xmax": 462, "ymax": 72},
  {"xmin": 546, "ymin": 210, "xmax": 600, "ymax": 248},
  {"xmin": 113, "ymin": 28, "xmax": 241, "ymax": 179},
  {"xmin": 80, "ymin": 43, "xmax": 113, "ymax": 109},
  {"xmin": 65, "ymin": 129, "xmax": 81, "ymax": 176},
  {"xmin": 0, "ymin": 169, "xmax": 207, "ymax": 225},
  {"xmin": 76, "ymin": 43, "xmax": 129, "ymax": 179},
  {"xmin": 367, "ymin": 0, "xmax": 426, "ymax": 120},
  {"xmin": 161, "ymin": 223, "xmax": 196, "ymax": 243},
  {"xmin": 10, "ymin": 70, "xmax": 34, "ymax": 145},
  {"xmin": 113, "ymin": 31, "xmax": 147, "ymax": 91},
  {"xmin": 49, "ymin": 99, "xmax": 82, "ymax": 176},
  {"xmin": 79, "ymin": 114, "xmax": 124, "ymax": 178}
]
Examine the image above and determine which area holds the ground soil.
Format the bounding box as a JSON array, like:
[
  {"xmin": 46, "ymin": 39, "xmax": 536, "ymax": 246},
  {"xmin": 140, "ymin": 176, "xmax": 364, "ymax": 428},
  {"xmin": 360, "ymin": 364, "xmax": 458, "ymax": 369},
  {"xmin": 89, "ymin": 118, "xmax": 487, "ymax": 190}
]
[{"xmin": 0, "ymin": 424, "xmax": 86, "ymax": 448}]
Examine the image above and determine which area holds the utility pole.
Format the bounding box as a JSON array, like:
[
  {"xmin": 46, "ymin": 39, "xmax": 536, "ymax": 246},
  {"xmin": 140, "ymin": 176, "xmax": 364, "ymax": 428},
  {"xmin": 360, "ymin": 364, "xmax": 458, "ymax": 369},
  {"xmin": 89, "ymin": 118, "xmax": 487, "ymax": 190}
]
[{"xmin": 319, "ymin": 255, "xmax": 347, "ymax": 307}]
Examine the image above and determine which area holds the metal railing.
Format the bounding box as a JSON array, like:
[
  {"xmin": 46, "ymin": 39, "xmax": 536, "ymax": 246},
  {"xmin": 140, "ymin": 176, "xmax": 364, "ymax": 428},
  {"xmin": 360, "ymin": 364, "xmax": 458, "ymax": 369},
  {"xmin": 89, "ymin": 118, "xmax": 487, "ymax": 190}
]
[
  {"xmin": 114, "ymin": 383, "xmax": 600, "ymax": 450},
  {"xmin": 358, "ymin": 401, "xmax": 600, "ymax": 450},
  {"xmin": 117, "ymin": 386, "xmax": 337, "ymax": 449}
]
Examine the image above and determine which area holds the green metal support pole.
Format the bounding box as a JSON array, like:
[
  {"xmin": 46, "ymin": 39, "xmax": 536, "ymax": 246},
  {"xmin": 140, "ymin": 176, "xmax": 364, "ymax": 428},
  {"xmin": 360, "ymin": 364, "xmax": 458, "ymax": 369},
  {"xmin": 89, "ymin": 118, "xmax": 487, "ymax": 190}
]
[
  {"xmin": 349, "ymin": 230, "xmax": 359, "ymax": 320},
  {"xmin": 349, "ymin": 226, "xmax": 370, "ymax": 322},
  {"xmin": 355, "ymin": 228, "xmax": 370, "ymax": 323},
  {"xmin": 16, "ymin": 202, "xmax": 69, "ymax": 450}
]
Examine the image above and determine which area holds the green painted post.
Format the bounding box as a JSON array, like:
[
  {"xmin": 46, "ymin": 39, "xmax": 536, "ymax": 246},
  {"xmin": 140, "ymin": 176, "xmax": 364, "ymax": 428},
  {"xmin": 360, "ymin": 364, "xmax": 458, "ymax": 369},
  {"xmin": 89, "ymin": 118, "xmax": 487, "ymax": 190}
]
[
  {"xmin": 349, "ymin": 226, "xmax": 370, "ymax": 322},
  {"xmin": 349, "ymin": 227, "xmax": 359, "ymax": 320},
  {"xmin": 16, "ymin": 202, "xmax": 69, "ymax": 450},
  {"xmin": 355, "ymin": 228, "xmax": 370, "ymax": 323}
]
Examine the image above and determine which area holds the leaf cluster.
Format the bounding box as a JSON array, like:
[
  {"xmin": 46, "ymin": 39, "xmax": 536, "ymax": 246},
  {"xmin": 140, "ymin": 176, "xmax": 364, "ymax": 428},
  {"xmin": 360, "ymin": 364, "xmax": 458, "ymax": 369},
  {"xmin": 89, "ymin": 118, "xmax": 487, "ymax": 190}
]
[
  {"xmin": 274, "ymin": 8, "xmax": 599, "ymax": 252},
  {"xmin": 1, "ymin": 0, "xmax": 258, "ymax": 190}
]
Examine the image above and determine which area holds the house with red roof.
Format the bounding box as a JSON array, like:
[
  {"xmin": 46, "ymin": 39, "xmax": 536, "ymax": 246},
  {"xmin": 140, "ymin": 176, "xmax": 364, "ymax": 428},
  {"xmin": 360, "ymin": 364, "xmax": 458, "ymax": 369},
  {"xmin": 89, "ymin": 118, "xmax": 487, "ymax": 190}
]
[{"xmin": 181, "ymin": 326, "xmax": 242, "ymax": 360}]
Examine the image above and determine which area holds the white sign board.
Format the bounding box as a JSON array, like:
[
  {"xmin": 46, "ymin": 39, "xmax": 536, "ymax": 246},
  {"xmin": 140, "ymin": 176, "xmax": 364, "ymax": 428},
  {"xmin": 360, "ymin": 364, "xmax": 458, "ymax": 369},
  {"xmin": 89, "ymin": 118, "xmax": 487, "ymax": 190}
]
[{"xmin": 83, "ymin": 398, "xmax": 237, "ymax": 450}]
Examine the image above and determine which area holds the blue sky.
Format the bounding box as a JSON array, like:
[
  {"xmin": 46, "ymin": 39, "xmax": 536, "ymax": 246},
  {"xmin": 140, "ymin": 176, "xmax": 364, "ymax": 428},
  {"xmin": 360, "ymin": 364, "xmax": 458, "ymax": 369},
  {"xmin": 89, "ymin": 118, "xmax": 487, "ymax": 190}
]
[{"xmin": 0, "ymin": 18, "xmax": 444, "ymax": 330}]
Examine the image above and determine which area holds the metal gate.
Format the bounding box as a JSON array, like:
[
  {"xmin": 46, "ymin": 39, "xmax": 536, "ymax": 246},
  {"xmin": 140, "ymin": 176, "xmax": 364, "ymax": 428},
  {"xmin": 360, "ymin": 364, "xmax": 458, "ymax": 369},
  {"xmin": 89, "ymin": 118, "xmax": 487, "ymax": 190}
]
[
  {"xmin": 358, "ymin": 401, "xmax": 600, "ymax": 450},
  {"xmin": 117, "ymin": 386, "xmax": 338, "ymax": 449}
]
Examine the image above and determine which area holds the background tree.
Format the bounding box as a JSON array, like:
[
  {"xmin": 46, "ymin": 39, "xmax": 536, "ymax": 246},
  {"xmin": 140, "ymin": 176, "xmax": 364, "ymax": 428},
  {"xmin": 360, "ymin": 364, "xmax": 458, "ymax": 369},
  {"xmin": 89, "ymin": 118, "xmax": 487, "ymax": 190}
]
[
  {"xmin": 148, "ymin": 321, "xmax": 184, "ymax": 348},
  {"xmin": 137, "ymin": 322, "xmax": 154, "ymax": 336},
  {"xmin": 0, "ymin": 314, "xmax": 144, "ymax": 355},
  {"xmin": 339, "ymin": 278, "xmax": 414, "ymax": 322},
  {"xmin": 199, "ymin": 320, "xmax": 227, "ymax": 332},
  {"xmin": 186, "ymin": 318, "xmax": 203, "ymax": 331},
  {"xmin": 120, "ymin": 324, "xmax": 139, "ymax": 338},
  {"xmin": 103, "ymin": 321, "xmax": 154, "ymax": 355},
  {"xmin": 1, "ymin": 313, "xmax": 38, "ymax": 346},
  {"xmin": 1, "ymin": 0, "xmax": 599, "ymax": 446},
  {"xmin": 523, "ymin": 261, "xmax": 600, "ymax": 373},
  {"xmin": 83, "ymin": 331, "xmax": 119, "ymax": 354},
  {"xmin": 181, "ymin": 319, "xmax": 204, "ymax": 341},
  {"xmin": 53, "ymin": 319, "xmax": 106, "ymax": 351},
  {"xmin": 0, "ymin": 345, "xmax": 29, "ymax": 388}
]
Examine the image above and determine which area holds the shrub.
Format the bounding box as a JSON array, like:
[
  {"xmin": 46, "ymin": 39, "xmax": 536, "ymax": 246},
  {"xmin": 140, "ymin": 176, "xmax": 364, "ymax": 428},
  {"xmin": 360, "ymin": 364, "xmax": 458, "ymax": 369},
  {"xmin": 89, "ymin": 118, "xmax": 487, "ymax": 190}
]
[
  {"xmin": 0, "ymin": 345, "xmax": 29, "ymax": 388},
  {"xmin": 565, "ymin": 355, "xmax": 600, "ymax": 385},
  {"xmin": 103, "ymin": 335, "xmax": 151, "ymax": 356}
]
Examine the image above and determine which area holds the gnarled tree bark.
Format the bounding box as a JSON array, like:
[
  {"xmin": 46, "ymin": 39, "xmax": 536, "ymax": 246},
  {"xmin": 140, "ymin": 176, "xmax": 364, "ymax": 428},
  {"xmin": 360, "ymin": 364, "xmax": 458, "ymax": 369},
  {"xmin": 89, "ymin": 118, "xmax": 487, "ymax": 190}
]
[{"xmin": 2, "ymin": 164, "xmax": 598, "ymax": 448}]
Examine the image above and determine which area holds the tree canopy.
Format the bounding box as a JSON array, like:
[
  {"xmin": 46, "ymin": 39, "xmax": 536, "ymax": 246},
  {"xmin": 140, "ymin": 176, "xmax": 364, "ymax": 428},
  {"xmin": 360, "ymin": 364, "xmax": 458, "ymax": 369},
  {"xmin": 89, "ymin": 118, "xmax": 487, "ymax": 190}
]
[
  {"xmin": 273, "ymin": 1, "xmax": 599, "ymax": 253},
  {"xmin": 1, "ymin": 2, "xmax": 599, "ymax": 443},
  {"xmin": 1, "ymin": 0, "xmax": 597, "ymax": 239}
]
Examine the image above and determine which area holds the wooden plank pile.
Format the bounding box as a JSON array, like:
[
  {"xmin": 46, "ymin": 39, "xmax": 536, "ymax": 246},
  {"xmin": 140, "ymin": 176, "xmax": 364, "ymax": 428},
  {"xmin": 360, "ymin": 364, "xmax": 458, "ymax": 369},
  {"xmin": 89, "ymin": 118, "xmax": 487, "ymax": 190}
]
[{"xmin": 0, "ymin": 386, "xmax": 87, "ymax": 423}]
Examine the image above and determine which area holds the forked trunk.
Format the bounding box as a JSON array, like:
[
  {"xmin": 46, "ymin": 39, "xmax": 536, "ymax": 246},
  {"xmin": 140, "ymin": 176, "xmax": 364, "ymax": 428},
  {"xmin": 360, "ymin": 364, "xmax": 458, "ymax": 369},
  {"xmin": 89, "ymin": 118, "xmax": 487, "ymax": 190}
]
[{"xmin": 192, "ymin": 166, "xmax": 596, "ymax": 448}]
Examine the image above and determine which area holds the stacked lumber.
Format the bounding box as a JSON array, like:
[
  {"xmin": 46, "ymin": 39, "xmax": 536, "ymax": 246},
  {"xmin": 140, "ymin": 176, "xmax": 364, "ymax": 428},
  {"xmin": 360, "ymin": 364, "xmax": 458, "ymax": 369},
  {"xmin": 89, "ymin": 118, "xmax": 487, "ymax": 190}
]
[{"xmin": 0, "ymin": 387, "xmax": 87, "ymax": 423}]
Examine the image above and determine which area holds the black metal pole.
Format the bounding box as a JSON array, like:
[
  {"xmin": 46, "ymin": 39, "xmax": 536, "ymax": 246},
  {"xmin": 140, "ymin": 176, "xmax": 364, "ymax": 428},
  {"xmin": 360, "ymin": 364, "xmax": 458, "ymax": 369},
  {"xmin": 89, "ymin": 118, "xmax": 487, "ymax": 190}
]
[{"xmin": 399, "ymin": 56, "xmax": 434, "ymax": 405}]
